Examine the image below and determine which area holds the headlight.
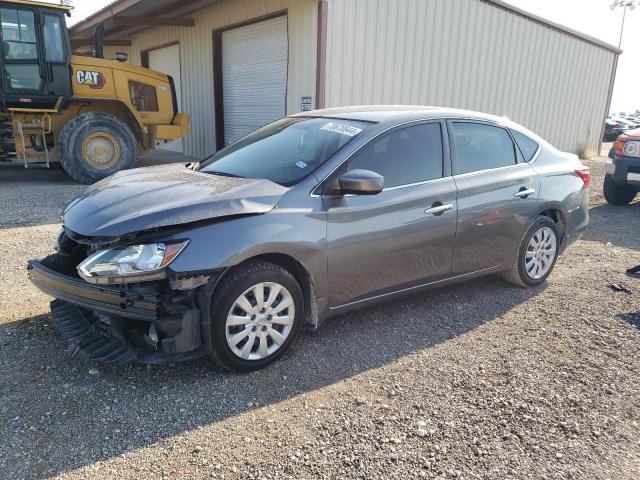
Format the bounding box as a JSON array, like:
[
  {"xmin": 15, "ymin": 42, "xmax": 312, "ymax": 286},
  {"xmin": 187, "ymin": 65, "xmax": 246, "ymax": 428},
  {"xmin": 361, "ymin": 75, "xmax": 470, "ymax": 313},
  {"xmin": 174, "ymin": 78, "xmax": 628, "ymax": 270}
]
[
  {"xmin": 77, "ymin": 241, "xmax": 189, "ymax": 284},
  {"xmin": 623, "ymin": 140, "xmax": 640, "ymax": 157}
]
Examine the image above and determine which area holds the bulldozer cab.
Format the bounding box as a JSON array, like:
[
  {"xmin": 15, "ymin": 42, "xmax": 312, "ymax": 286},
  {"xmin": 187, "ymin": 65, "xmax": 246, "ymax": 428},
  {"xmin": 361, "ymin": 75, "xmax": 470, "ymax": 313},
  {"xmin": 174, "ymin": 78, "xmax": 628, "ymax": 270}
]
[{"xmin": 0, "ymin": 1, "xmax": 72, "ymax": 109}]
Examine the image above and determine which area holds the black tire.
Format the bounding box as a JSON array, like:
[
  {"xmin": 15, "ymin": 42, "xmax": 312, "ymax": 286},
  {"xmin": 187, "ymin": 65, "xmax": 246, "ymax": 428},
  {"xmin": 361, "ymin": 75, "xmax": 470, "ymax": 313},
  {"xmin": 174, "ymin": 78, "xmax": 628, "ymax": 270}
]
[
  {"xmin": 58, "ymin": 111, "xmax": 138, "ymax": 184},
  {"xmin": 503, "ymin": 215, "xmax": 560, "ymax": 288},
  {"xmin": 603, "ymin": 173, "xmax": 637, "ymax": 206},
  {"xmin": 209, "ymin": 261, "xmax": 304, "ymax": 372}
]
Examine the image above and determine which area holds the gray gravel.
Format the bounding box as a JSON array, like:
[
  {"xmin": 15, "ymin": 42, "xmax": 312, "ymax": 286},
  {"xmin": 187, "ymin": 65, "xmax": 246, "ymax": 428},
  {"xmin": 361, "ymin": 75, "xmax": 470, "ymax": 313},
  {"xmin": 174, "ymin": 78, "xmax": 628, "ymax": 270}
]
[{"xmin": 1, "ymin": 147, "xmax": 639, "ymax": 479}]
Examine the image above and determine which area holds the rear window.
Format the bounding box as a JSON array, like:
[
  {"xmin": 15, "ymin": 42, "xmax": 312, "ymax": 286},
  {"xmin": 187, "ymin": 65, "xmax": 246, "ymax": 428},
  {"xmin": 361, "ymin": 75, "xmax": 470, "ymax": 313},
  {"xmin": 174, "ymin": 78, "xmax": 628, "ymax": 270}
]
[
  {"xmin": 510, "ymin": 130, "xmax": 539, "ymax": 162},
  {"xmin": 129, "ymin": 81, "xmax": 159, "ymax": 112},
  {"xmin": 451, "ymin": 122, "xmax": 517, "ymax": 174}
]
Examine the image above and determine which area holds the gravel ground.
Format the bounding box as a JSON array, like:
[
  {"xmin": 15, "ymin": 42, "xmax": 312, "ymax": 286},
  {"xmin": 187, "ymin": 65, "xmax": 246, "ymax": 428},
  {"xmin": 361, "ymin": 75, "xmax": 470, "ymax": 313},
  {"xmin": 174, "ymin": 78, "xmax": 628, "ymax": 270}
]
[{"xmin": 1, "ymin": 147, "xmax": 639, "ymax": 480}]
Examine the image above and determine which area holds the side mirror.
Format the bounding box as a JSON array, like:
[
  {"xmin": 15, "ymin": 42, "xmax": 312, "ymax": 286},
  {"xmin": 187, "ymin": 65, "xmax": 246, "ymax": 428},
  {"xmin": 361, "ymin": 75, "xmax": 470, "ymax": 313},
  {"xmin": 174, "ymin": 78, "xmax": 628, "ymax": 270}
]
[{"xmin": 338, "ymin": 169, "xmax": 384, "ymax": 195}]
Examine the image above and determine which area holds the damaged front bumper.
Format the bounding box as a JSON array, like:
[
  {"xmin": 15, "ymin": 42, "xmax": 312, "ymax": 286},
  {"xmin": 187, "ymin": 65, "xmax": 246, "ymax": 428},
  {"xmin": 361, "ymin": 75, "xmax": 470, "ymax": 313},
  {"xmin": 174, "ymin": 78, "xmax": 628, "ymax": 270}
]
[{"xmin": 28, "ymin": 257, "xmax": 215, "ymax": 365}]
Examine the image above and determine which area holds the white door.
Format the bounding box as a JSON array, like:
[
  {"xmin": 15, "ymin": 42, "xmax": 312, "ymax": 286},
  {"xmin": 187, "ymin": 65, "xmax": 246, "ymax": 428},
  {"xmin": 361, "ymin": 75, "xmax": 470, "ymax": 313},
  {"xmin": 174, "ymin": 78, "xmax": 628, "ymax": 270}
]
[
  {"xmin": 222, "ymin": 15, "xmax": 288, "ymax": 146},
  {"xmin": 148, "ymin": 43, "xmax": 183, "ymax": 153}
]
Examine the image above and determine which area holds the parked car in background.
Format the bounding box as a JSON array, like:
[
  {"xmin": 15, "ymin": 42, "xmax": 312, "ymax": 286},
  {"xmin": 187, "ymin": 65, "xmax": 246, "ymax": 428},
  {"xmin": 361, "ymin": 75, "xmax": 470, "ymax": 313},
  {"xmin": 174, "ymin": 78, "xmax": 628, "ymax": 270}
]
[
  {"xmin": 621, "ymin": 115, "xmax": 640, "ymax": 124},
  {"xmin": 27, "ymin": 106, "xmax": 591, "ymax": 371},
  {"xmin": 610, "ymin": 116, "xmax": 640, "ymax": 131},
  {"xmin": 604, "ymin": 119, "xmax": 629, "ymax": 141},
  {"xmin": 606, "ymin": 132, "xmax": 640, "ymax": 205}
]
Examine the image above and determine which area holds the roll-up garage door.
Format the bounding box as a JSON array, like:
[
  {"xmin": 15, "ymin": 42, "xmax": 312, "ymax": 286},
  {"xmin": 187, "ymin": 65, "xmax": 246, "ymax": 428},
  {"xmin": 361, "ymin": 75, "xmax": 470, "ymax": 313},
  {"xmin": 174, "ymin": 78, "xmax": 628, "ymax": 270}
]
[
  {"xmin": 148, "ymin": 43, "xmax": 183, "ymax": 153},
  {"xmin": 222, "ymin": 15, "xmax": 288, "ymax": 146}
]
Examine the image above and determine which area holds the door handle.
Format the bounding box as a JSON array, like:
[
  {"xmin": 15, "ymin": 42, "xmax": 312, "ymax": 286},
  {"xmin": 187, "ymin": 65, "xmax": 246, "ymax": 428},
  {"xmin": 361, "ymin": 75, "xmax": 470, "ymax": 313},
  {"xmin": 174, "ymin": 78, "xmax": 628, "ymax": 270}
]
[
  {"xmin": 425, "ymin": 203, "xmax": 453, "ymax": 215},
  {"xmin": 513, "ymin": 188, "xmax": 536, "ymax": 198}
]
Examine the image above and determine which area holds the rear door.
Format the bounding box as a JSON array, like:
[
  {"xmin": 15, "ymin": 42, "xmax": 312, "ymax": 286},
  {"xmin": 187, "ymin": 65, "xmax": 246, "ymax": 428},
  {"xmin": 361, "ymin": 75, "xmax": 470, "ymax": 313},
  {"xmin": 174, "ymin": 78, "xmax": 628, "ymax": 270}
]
[
  {"xmin": 449, "ymin": 120, "xmax": 540, "ymax": 274},
  {"xmin": 324, "ymin": 121, "xmax": 458, "ymax": 307}
]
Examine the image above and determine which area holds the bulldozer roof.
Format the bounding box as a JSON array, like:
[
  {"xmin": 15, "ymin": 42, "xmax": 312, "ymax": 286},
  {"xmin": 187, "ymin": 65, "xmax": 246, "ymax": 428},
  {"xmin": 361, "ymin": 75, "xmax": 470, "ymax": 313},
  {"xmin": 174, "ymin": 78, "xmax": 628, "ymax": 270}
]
[{"xmin": 1, "ymin": 0, "xmax": 73, "ymax": 12}]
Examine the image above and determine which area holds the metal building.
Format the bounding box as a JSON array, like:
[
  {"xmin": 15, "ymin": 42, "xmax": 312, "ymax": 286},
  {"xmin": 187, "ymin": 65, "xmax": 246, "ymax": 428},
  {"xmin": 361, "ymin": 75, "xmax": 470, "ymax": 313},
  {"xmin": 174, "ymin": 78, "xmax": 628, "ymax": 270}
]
[{"xmin": 70, "ymin": 0, "xmax": 620, "ymax": 159}]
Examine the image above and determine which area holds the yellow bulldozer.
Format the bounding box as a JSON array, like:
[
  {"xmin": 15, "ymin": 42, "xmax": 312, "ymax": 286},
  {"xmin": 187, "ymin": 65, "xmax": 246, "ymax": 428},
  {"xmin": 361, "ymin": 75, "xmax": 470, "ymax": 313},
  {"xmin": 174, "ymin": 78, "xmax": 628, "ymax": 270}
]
[{"xmin": 0, "ymin": 0, "xmax": 190, "ymax": 183}]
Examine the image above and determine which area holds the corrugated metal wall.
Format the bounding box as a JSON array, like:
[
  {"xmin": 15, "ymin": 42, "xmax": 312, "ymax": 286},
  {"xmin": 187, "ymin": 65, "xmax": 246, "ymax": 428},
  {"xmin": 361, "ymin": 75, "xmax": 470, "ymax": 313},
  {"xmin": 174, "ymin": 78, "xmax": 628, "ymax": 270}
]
[
  {"xmin": 324, "ymin": 0, "xmax": 617, "ymax": 153},
  {"xmin": 115, "ymin": 0, "xmax": 318, "ymax": 159}
]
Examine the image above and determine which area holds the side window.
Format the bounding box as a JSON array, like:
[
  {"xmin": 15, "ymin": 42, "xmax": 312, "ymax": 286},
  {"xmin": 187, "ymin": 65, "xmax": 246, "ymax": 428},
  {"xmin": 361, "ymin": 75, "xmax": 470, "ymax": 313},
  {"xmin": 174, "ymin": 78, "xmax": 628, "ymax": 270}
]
[
  {"xmin": 129, "ymin": 81, "xmax": 159, "ymax": 112},
  {"xmin": 43, "ymin": 14, "xmax": 65, "ymax": 63},
  {"xmin": 0, "ymin": 8, "xmax": 37, "ymax": 60},
  {"xmin": 510, "ymin": 130, "xmax": 539, "ymax": 162},
  {"xmin": 451, "ymin": 122, "xmax": 517, "ymax": 175},
  {"xmin": 348, "ymin": 123, "xmax": 443, "ymax": 188}
]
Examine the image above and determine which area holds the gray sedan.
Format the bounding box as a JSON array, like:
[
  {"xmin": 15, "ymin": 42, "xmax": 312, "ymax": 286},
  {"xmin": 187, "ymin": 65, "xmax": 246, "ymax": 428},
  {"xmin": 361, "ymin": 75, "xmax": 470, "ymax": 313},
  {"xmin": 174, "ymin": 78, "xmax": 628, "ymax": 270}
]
[{"xmin": 28, "ymin": 106, "xmax": 590, "ymax": 371}]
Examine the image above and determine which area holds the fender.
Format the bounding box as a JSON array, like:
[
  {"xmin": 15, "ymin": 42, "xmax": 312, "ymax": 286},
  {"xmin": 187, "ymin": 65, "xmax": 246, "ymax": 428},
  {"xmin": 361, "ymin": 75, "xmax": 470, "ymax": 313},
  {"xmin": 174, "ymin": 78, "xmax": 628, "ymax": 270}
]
[
  {"xmin": 165, "ymin": 210, "xmax": 329, "ymax": 300},
  {"xmin": 60, "ymin": 98, "xmax": 145, "ymax": 144}
]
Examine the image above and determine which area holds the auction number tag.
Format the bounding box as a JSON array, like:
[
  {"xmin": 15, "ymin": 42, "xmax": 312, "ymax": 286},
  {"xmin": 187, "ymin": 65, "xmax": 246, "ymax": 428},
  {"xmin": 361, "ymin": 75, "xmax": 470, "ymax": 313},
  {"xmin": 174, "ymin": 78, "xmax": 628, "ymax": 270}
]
[{"xmin": 320, "ymin": 122, "xmax": 363, "ymax": 137}]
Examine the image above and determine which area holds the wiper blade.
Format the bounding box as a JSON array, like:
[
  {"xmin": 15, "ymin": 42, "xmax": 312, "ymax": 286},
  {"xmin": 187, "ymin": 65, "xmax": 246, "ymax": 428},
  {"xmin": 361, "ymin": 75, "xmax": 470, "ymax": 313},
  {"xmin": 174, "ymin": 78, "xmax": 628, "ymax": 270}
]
[{"xmin": 205, "ymin": 170, "xmax": 244, "ymax": 179}]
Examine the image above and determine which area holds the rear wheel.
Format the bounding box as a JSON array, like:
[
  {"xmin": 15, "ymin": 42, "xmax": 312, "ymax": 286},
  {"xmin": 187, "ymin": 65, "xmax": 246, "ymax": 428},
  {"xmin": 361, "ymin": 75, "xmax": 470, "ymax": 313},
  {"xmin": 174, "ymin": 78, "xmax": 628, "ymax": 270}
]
[
  {"xmin": 58, "ymin": 112, "xmax": 138, "ymax": 184},
  {"xmin": 503, "ymin": 216, "xmax": 559, "ymax": 287},
  {"xmin": 209, "ymin": 261, "xmax": 304, "ymax": 372},
  {"xmin": 603, "ymin": 173, "xmax": 637, "ymax": 205}
]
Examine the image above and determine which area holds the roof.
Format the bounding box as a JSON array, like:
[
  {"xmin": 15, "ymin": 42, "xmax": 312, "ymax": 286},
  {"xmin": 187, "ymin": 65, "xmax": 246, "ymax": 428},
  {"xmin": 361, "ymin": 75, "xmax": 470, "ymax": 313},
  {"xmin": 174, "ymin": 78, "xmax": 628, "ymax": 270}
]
[
  {"xmin": 69, "ymin": 0, "xmax": 621, "ymax": 56},
  {"xmin": 295, "ymin": 105, "xmax": 551, "ymax": 146},
  {"xmin": 2, "ymin": 0, "xmax": 72, "ymax": 12},
  {"xmin": 295, "ymin": 105, "xmax": 511, "ymax": 124},
  {"xmin": 69, "ymin": 0, "xmax": 221, "ymax": 45}
]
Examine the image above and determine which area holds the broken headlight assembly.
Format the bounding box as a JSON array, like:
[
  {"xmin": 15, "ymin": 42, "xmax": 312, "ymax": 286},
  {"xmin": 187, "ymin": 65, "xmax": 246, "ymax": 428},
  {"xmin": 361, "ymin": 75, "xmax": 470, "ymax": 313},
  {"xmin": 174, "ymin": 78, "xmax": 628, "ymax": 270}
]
[{"xmin": 77, "ymin": 241, "xmax": 189, "ymax": 284}]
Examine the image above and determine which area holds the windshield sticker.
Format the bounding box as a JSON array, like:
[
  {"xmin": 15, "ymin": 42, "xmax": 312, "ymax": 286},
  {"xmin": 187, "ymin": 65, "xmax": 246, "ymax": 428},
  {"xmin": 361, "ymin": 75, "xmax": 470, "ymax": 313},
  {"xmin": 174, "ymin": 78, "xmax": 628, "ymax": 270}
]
[
  {"xmin": 320, "ymin": 122, "xmax": 363, "ymax": 137},
  {"xmin": 295, "ymin": 160, "xmax": 308, "ymax": 169}
]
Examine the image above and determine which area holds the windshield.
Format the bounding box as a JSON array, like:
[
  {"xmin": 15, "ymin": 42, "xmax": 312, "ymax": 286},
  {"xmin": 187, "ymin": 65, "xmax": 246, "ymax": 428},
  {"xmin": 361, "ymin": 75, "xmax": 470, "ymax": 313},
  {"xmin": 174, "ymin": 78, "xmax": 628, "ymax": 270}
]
[{"xmin": 199, "ymin": 117, "xmax": 372, "ymax": 186}]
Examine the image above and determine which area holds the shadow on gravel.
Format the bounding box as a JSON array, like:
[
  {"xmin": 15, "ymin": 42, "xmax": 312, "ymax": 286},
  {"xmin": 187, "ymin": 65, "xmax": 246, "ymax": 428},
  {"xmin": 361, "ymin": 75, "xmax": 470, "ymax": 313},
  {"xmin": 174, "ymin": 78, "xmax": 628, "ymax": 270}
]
[
  {"xmin": 618, "ymin": 311, "xmax": 640, "ymax": 329},
  {"xmin": 0, "ymin": 275, "xmax": 544, "ymax": 478},
  {"xmin": 583, "ymin": 202, "xmax": 640, "ymax": 252}
]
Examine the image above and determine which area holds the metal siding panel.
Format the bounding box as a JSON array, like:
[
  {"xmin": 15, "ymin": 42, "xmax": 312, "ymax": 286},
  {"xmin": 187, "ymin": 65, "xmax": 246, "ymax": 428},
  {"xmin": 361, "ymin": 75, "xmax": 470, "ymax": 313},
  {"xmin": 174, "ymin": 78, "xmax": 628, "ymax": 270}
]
[
  {"xmin": 325, "ymin": 0, "xmax": 617, "ymax": 153},
  {"xmin": 120, "ymin": 0, "xmax": 317, "ymax": 159}
]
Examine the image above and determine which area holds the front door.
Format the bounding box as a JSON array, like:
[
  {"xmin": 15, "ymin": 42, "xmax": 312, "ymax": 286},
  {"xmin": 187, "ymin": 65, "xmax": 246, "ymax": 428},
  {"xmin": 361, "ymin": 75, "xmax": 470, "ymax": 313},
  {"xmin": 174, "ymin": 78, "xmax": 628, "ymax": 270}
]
[
  {"xmin": 449, "ymin": 121, "xmax": 540, "ymax": 274},
  {"xmin": 0, "ymin": 5, "xmax": 71, "ymax": 108},
  {"xmin": 324, "ymin": 121, "xmax": 458, "ymax": 307}
]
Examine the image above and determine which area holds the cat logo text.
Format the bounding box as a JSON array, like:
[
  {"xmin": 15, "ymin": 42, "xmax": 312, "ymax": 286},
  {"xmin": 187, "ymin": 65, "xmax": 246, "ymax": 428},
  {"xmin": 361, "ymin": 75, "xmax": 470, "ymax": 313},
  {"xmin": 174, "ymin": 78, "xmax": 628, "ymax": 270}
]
[{"xmin": 76, "ymin": 70, "xmax": 106, "ymax": 89}]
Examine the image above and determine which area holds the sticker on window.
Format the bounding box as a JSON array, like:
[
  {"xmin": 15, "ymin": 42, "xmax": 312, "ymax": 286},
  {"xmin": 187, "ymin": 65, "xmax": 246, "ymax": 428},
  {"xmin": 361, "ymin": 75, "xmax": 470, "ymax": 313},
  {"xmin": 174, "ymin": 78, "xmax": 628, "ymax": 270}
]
[
  {"xmin": 295, "ymin": 160, "xmax": 308, "ymax": 169},
  {"xmin": 320, "ymin": 122, "xmax": 363, "ymax": 137}
]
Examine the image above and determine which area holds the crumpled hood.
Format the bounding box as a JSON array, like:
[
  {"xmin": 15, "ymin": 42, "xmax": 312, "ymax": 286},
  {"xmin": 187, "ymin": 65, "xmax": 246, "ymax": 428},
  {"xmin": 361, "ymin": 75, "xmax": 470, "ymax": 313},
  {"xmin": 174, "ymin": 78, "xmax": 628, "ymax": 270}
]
[{"xmin": 63, "ymin": 163, "xmax": 289, "ymax": 237}]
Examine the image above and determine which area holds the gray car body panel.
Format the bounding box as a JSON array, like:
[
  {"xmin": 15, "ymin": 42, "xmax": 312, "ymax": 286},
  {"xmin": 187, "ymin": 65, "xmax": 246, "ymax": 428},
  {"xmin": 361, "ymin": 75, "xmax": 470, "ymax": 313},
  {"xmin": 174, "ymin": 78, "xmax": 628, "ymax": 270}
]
[
  {"xmin": 63, "ymin": 163, "xmax": 289, "ymax": 237},
  {"xmin": 60, "ymin": 106, "xmax": 589, "ymax": 327}
]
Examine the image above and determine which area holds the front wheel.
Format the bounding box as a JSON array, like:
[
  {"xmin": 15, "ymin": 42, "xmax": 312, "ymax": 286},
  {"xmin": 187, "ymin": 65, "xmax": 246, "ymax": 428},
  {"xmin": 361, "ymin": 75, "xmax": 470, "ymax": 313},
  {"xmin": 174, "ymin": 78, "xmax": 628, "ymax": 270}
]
[
  {"xmin": 209, "ymin": 261, "xmax": 304, "ymax": 372},
  {"xmin": 503, "ymin": 216, "xmax": 560, "ymax": 287},
  {"xmin": 58, "ymin": 112, "xmax": 138, "ymax": 184},
  {"xmin": 603, "ymin": 174, "xmax": 637, "ymax": 205}
]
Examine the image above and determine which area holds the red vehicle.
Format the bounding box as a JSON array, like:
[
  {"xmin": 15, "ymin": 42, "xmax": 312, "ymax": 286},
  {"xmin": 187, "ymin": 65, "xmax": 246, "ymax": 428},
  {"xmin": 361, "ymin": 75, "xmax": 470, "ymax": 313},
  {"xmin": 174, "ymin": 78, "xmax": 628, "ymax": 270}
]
[{"xmin": 606, "ymin": 130, "xmax": 640, "ymax": 205}]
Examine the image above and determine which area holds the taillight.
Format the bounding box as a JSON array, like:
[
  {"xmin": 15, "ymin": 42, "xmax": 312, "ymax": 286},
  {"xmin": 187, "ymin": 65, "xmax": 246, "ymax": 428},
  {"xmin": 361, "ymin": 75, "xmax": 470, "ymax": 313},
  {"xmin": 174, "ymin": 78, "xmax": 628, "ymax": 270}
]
[{"xmin": 575, "ymin": 167, "xmax": 591, "ymax": 188}]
